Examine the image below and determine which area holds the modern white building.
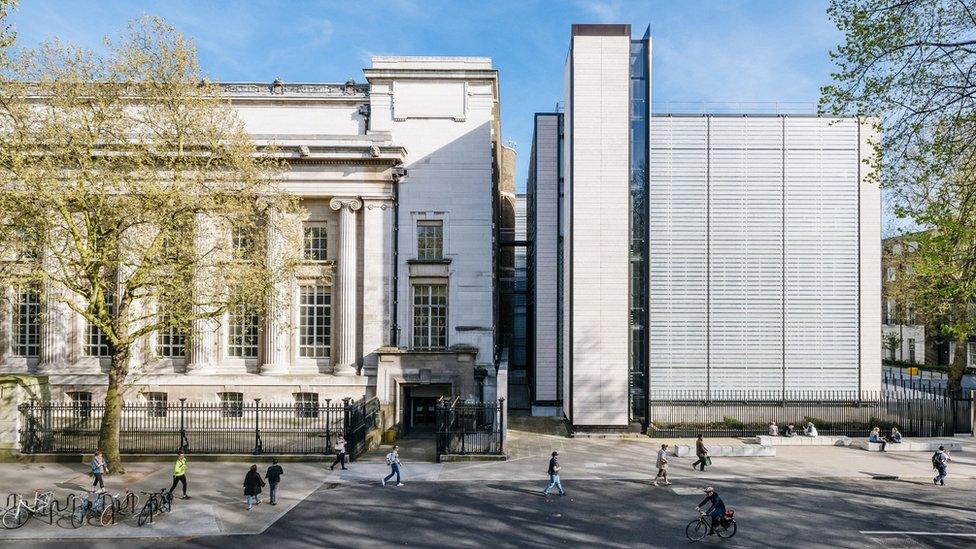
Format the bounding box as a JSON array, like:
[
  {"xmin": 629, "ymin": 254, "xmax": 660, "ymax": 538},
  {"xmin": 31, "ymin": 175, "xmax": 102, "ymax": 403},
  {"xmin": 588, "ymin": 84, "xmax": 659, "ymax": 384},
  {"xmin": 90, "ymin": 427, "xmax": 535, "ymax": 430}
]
[
  {"xmin": 0, "ymin": 57, "xmax": 506, "ymax": 434},
  {"xmin": 528, "ymin": 24, "xmax": 882, "ymax": 430}
]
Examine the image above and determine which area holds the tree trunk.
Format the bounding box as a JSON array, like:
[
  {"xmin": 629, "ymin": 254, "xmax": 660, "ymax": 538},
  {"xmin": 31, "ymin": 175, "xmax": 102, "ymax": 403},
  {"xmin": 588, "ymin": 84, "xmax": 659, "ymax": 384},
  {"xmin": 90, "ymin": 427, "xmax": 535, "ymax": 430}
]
[
  {"xmin": 949, "ymin": 335, "xmax": 968, "ymax": 393},
  {"xmin": 97, "ymin": 347, "xmax": 129, "ymax": 474}
]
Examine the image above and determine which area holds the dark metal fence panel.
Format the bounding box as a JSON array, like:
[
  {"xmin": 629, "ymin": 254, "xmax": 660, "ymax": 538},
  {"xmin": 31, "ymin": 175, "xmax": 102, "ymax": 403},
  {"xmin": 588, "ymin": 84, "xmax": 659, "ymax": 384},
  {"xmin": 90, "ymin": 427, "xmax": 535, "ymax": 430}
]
[
  {"xmin": 345, "ymin": 397, "xmax": 380, "ymax": 460},
  {"xmin": 436, "ymin": 398, "xmax": 504, "ymax": 459},
  {"xmin": 647, "ymin": 390, "xmax": 969, "ymax": 438},
  {"xmin": 19, "ymin": 399, "xmax": 350, "ymax": 455}
]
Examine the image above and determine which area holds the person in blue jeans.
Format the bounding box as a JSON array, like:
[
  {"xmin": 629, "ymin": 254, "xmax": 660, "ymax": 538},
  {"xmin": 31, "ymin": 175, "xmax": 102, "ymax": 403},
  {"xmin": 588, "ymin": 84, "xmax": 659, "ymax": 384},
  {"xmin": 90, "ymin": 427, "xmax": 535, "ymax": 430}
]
[
  {"xmin": 933, "ymin": 446, "xmax": 950, "ymax": 486},
  {"xmin": 382, "ymin": 445, "xmax": 403, "ymax": 487},
  {"xmin": 265, "ymin": 458, "xmax": 283, "ymax": 505},
  {"xmin": 543, "ymin": 451, "xmax": 566, "ymax": 496},
  {"xmin": 697, "ymin": 486, "xmax": 726, "ymax": 534}
]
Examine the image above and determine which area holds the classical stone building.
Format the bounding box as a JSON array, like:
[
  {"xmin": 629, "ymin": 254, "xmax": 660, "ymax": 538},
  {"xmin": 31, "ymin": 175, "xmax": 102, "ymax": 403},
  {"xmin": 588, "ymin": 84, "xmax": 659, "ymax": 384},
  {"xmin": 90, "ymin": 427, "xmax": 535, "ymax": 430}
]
[{"xmin": 0, "ymin": 57, "xmax": 506, "ymax": 434}]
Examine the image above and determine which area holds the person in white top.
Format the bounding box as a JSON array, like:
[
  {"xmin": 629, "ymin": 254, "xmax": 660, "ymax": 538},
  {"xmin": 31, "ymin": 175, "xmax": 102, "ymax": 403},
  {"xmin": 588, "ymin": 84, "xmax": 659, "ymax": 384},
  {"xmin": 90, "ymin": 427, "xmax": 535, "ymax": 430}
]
[
  {"xmin": 653, "ymin": 444, "xmax": 671, "ymax": 486},
  {"xmin": 804, "ymin": 422, "xmax": 818, "ymax": 437},
  {"xmin": 331, "ymin": 435, "xmax": 348, "ymax": 471},
  {"xmin": 382, "ymin": 445, "xmax": 403, "ymax": 487},
  {"xmin": 768, "ymin": 422, "xmax": 779, "ymax": 436}
]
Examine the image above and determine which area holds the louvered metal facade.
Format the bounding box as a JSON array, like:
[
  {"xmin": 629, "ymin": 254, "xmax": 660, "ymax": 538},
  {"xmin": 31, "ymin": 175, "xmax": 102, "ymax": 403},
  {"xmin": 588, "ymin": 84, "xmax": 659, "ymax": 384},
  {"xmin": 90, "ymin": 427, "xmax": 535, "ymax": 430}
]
[{"xmin": 649, "ymin": 115, "xmax": 864, "ymax": 396}]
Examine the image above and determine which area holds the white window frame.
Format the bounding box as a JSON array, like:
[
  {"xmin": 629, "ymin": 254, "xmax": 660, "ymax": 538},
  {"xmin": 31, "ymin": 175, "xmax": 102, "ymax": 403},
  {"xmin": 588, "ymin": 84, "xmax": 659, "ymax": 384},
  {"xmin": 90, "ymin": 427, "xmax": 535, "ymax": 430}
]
[
  {"xmin": 156, "ymin": 315, "xmax": 186, "ymax": 358},
  {"xmin": 145, "ymin": 391, "xmax": 168, "ymax": 418},
  {"xmin": 219, "ymin": 392, "xmax": 244, "ymax": 417},
  {"xmin": 12, "ymin": 287, "xmax": 41, "ymax": 357},
  {"xmin": 227, "ymin": 300, "xmax": 260, "ymax": 359},
  {"xmin": 908, "ymin": 338, "xmax": 916, "ymax": 363},
  {"xmin": 67, "ymin": 391, "xmax": 93, "ymax": 418},
  {"xmin": 85, "ymin": 293, "xmax": 114, "ymax": 358},
  {"xmin": 303, "ymin": 223, "xmax": 329, "ymax": 262},
  {"xmin": 294, "ymin": 392, "xmax": 319, "ymax": 418},
  {"xmin": 298, "ymin": 285, "xmax": 331, "ymax": 358},
  {"xmin": 417, "ymin": 220, "xmax": 444, "ymax": 261},
  {"xmin": 412, "ymin": 284, "xmax": 448, "ymax": 349}
]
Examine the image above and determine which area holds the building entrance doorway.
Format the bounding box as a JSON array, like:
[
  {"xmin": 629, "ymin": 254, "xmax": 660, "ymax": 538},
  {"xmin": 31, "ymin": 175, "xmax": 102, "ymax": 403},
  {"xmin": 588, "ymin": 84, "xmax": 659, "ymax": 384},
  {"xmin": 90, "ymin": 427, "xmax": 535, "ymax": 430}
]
[{"xmin": 405, "ymin": 384, "xmax": 451, "ymax": 432}]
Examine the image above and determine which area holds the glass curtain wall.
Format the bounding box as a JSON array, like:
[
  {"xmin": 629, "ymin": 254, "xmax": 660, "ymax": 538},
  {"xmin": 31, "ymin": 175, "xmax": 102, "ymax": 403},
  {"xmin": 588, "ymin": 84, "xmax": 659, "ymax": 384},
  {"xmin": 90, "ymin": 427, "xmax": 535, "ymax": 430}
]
[{"xmin": 629, "ymin": 36, "xmax": 650, "ymax": 425}]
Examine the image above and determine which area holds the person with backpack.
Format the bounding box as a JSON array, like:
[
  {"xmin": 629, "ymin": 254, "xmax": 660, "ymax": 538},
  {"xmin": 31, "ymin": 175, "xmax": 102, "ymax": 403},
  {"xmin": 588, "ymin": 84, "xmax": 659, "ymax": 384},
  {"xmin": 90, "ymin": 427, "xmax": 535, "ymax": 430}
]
[
  {"xmin": 244, "ymin": 464, "xmax": 265, "ymax": 510},
  {"xmin": 653, "ymin": 444, "xmax": 671, "ymax": 486},
  {"xmin": 382, "ymin": 445, "xmax": 403, "ymax": 487},
  {"xmin": 265, "ymin": 458, "xmax": 283, "ymax": 505},
  {"xmin": 90, "ymin": 450, "xmax": 108, "ymax": 490},
  {"xmin": 543, "ymin": 451, "xmax": 566, "ymax": 496},
  {"xmin": 933, "ymin": 445, "xmax": 951, "ymax": 486}
]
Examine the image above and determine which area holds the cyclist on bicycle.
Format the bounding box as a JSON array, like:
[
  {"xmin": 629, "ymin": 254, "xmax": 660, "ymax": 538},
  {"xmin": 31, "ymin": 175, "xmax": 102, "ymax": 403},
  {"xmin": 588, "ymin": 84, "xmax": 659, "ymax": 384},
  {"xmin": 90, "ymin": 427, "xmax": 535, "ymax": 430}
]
[{"xmin": 696, "ymin": 486, "xmax": 726, "ymax": 534}]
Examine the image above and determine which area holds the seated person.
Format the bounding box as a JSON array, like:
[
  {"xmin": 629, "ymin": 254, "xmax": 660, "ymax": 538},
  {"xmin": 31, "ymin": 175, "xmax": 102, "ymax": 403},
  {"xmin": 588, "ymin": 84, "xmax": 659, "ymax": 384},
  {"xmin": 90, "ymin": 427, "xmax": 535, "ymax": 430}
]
[
  {"xmin": 869, "ymin": 427, "xmax": 887, "ymax": 451},
  {"xmin": 768, "ymin": 421, "xmax": 779, "ymax": 436},
  {"xmin": 783, "ymin": 423, "xmax": 796, "ymax": 437},
  {"xmin": 804, "ymin": 422, "xmax": 818, "ymax": 437},
  {"xmin": 889, "ymin": 427, "xmax": 902, "ymax": 443}
]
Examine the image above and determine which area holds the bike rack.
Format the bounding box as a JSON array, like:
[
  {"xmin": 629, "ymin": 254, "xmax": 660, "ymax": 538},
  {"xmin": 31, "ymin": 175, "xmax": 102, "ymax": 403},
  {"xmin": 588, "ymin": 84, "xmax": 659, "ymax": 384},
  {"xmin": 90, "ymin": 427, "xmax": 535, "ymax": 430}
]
[{"xmin": 5, "ymin": 492, "xmax": 21, "ymax": 509}]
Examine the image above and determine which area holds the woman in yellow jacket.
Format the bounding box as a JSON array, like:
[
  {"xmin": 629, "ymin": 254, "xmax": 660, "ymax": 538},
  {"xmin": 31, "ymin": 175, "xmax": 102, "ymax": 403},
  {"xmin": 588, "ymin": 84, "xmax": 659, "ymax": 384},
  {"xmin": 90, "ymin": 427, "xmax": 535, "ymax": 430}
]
[{"xmin": 168, "ymin": 451, "xmax": 190, "ymax": 499}]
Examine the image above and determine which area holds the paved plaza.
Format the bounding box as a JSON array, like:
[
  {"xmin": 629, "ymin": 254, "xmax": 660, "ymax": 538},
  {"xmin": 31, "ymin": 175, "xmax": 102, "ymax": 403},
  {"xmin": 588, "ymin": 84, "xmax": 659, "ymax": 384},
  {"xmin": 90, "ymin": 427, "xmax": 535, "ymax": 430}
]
[{"xmin": 0, "ymin": 432, "xmax": 974, "ymax": 547}]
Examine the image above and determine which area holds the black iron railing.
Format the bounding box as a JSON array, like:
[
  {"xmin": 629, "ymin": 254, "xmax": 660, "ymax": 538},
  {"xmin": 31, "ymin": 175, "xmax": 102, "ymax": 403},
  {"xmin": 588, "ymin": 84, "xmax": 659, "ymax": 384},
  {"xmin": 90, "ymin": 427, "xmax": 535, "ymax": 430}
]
[
  {"xmin": 647, "ymin": 389, "xmax": 973, "ymax": 438},
  {"xmin": 435, "ymin": 398, "xmax": 505, "ymax": 460},
  {"xmin": 18, "ymin": 397, "xmax": 380, "ymax": 457}
]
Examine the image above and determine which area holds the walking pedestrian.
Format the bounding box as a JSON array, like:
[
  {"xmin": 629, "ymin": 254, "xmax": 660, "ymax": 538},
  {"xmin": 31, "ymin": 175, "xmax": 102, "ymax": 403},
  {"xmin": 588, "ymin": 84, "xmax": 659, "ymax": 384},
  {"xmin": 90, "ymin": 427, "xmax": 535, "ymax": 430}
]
[
  {"xmin": 653, "ymin": 444, "xmax": 671, "ymax": 486},
  {"xmin": 244, "ymin": 464, "xmax": 265, "ymax": 510},
  {"xmin": 265, "ymin": 458, "xmax": 283, "ymax": 505},
  {"xmin": 933, "ymin": 445, "xmax": 951, "ymax": 486},
  {"xmin": 168, "ymin": 451, "xmax": 190, "ymax": 499},
  {"xmin": 90, "ymin": 450, "xmax": 108, "ymax": 490},
  {"xmin": 382, "ymin": 445, "xmax": 403, "ymax": 487},
  {"xmin": 692, "ymin": 434, "xmax": 709, "ymax": 471},
  {"xmin": 542, "ymin": 451, "xmax": 566, "ymax": 496},
  {"xmin": 331, "ymin": 435, "xmax": 348, "ymax": 471}
]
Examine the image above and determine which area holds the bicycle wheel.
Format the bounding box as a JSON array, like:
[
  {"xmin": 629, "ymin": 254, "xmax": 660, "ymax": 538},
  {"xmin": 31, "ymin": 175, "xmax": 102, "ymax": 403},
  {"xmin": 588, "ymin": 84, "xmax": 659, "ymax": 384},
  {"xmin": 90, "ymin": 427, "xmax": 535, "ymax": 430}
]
[
  {"xmin": 2, "ymin": 507, "xmax": 29, "ymax": 529},
  {"xmin": 160, "ymin": 493, "xmax": 172, "ymax": 513},
  {"xmin": 137, "ymin": 503, "xmax": 152, "ymax": 527},
  {"xmin": 64, "ymin": 507, "xmax": 83, "ymax": 529},
  {"xmin": 119, "ymin": 493, "xmax": 139, "ymax": 515},
  {"xmin": 716, "ymin": 519, "xmax": 737, "ymax": 539},
  {"xmin": 685, "ymin": 519, "xmax": 708, "ymax": 542},
  {"xmin": 100, "ymin": 504, "xmax": 115, "ymax": 526}
]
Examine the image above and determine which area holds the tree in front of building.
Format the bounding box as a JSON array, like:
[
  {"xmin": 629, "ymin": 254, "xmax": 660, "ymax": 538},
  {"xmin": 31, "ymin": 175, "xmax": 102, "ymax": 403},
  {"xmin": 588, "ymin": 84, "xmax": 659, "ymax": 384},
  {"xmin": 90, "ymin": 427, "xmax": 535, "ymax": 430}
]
[
  {"xmin": 822, "ymin": 0, "xmax": 976, "ymax": 389},
  {"xmin": 0, "ymin": 17, "xmax": 299, "ymax": 472},
  {"xmin": 882, "ymin": 331, "xmax": 901, "ymax": 362}
]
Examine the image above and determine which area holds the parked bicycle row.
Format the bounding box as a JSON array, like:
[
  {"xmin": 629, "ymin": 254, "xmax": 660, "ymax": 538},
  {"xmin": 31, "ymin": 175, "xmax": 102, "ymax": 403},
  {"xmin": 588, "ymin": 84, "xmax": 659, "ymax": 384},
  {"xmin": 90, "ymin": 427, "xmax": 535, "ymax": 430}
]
[{"xmin": 1, "ymin": 486, "xmax": 176, "ymax": 529}]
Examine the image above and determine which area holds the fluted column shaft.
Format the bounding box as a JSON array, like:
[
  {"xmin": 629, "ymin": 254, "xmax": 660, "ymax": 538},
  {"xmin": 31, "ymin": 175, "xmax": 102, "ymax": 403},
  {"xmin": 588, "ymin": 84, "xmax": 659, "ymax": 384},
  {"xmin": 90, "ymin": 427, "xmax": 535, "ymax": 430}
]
[
  {"xmin": 186, "ymin": 213, "xmax": 218, "ymax": 373},
  {"xmin": 38, "ymin": 285, "xmax": 69, "ymax": 371},
  {"xmin": 261, "ymin": 209, "xmax": 290, "ymax": 374},
  {"xmin": 330, "ymin": 197, "xmax": 361, "ymax": 375}
]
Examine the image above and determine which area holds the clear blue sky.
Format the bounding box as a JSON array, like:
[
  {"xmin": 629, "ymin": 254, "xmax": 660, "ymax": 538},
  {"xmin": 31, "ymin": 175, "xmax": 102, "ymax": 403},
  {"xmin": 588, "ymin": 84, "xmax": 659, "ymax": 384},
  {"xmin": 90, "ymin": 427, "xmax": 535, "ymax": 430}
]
[{"xmin": 10, "ymin": 0, "xmax": 841, "ymax": 192}]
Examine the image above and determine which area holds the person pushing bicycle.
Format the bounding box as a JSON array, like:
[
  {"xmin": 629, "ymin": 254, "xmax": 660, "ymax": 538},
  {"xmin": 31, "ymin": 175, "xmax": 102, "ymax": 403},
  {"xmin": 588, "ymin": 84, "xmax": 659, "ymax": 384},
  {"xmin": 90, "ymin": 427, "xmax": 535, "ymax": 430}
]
[{"xmin": 696, "ymin": 486, "xmax": 726, "ymax": 535}]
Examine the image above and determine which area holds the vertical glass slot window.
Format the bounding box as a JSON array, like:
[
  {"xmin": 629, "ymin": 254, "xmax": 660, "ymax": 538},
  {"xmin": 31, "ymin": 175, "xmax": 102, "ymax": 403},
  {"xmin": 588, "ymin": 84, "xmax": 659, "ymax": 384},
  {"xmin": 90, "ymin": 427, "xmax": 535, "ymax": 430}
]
[
  {"xmin": 303, "ymin": 224, "xmax": 328, "ymax": 261},
  {"xmin": 299, "ymin": 285, "xmax": 331, "ymax": 358},
  {"xmin": 413, "ymin": 284, "xmax": 447, "ymax": 349},
  {"xmin": 417, "ymin": 220, "xmax": 444, "ymax": 260}
]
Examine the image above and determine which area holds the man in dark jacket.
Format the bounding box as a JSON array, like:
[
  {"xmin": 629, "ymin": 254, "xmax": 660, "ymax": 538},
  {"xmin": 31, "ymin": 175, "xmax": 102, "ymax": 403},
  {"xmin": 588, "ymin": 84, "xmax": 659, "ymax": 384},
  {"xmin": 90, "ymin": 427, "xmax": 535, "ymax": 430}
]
[
  {"xmin": 266, "ymin": 459, "xmax": 284, "ymax": 505},
  {"xmin": 542, "ymin": 451, "xmax": 566, "ymax": 496},
  {"xmin": 244, "ymin": 464, "xmax": 265, "ymax": 510},
  {"xmin": 697, "ymin": 486, "xmax": 726, "ymax": 534}
]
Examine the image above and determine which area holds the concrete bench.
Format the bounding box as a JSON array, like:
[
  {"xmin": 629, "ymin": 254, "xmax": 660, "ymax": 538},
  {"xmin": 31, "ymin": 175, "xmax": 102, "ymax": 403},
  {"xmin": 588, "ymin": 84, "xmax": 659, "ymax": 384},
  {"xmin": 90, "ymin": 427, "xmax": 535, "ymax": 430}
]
[
  {"xmin": 857, "ymin": 440, "xmax": 963, "ymax": 452},
  {"xmin": 673, "ymin": 444, "xmax": 776, "ymax": 458},
  {"xmin": 757, "ymin": 435, "xmax": 852, "ymax": 447}
]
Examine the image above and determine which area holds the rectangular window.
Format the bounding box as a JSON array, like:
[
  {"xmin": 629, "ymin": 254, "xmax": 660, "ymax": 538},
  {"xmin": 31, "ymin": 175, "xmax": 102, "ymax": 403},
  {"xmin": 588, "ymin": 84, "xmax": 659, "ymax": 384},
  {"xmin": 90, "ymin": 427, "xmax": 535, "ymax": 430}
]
[
  {"xmin": 413, "ymin": 284, "xmax": 447, "ymax": 349},
  {"xmin": 299, "ymin": 285, "xmax": 331, "ymax": 358},
  {"xmin": 889, "ymin": 345, "xmax": 897, "ymax": 361},
  {"xmin": 905, "ymin": 302, "xmax": 916, "ymax": 325},
  {"xmin": 303, "ymin": 224, "xmax": 328, "ymax": 261},
  {"xmin": 68, "ymin": 391, "xmax": 92, "ymax": 418},
  {"xmin": 417, "ymin": 220, "xmax": 444, "ymax": 261},
  {"xmin": 884, "ymin": 299, "xmax": 896, "ymax": 325},
  {"xmin": 145, "ymin": 392, "xmax": 168, "ymax": 418},
  {"xmin": 969, "ymin": 342, "xmax": 976, "ymax": 369},
  {"xmin": 219, "ymin": 392, "xmax": 244, "ymax": 417},
  {"xmin": 85, "ymin": 293, "xmax": 114, "ymax": 358},
  {"xmin": 885, "ymin": 267, "xmax": 896, "ymax": 282},
  {"xmin": 227, "ymin": 301, "xmax": 259, "ymax": 358},
  {"xmin": 231, "ymin": 226, "xmax": 254, "ymax": 258},
  {"xmin": 157, "ymin": 313, "xmax": 186, "ymax": 358},
  {"xmin": 908, "ymin": 339, "xmax": 916, "ymax": 363},
  {"xmin": 294, "ymin": 392, "xmax": 319, "ymax": 418},
  {"xmin": 12, "ymin": 288, "xmax": 41, "ymax": 357}
]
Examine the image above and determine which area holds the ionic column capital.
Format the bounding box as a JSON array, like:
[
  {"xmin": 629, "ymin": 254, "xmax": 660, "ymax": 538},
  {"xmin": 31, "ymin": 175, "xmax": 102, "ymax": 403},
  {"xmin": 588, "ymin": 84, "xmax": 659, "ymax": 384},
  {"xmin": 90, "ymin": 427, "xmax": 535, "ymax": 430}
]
[{"xmin": 329, "ymin": 197, "xmax": 363, "ymax": 212}]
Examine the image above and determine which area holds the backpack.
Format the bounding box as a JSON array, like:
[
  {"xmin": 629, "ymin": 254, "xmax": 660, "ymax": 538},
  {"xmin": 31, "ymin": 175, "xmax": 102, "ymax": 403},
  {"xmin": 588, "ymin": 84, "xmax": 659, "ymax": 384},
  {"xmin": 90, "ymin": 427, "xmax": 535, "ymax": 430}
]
[{"xmin": 932, "ymin": 452, "xmax": 943, "ymax": 468}]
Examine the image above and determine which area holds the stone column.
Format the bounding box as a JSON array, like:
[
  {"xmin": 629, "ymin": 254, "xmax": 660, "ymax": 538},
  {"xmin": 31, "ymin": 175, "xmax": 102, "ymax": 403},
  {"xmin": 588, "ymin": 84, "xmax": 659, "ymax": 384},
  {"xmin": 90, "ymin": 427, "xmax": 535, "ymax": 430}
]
[
  {"xmin": 37, "ymin": 284, "xmax": 70, "ymax": 373},
  {"xmin": 261, "ymin": 209, "xmax": 291, "ymax": 375},
  {"xmin": 330, "ymin": 197, "xmax": 362, "ymax": 375},
  {"xmin": 186, "ymin": 213, "xmax": 219, "ymax": 374}
]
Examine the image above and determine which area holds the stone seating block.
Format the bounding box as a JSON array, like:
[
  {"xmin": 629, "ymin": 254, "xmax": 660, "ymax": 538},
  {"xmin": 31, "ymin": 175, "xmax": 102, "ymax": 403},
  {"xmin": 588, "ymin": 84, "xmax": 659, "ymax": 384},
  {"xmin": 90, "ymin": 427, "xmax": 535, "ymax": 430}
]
[
  {"xmin": 857, "ymin": 440, "xmax": 962, "ymax": 452},
  {"xmin": 757, "ymin": 435, "xmax": 852, "ymax": 447}
]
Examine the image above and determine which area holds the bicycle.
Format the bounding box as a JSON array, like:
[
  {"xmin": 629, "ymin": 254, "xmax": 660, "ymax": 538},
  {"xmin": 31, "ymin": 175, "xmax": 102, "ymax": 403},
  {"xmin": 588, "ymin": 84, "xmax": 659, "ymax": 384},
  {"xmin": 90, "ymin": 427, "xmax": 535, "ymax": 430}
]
[
  {"xmin": 136, "ymin": 489, "xmax": 172, "ymax": 526},
  {"xmin": 1, "ymin": 490, "xmax": 56, "ymax": 529},
  {"xmin": 70, "ymin": 489, "xmax": 138, "ymax": 527},
  {"xmin": 686, "ymin": 507, "xmax": 737, "ymax": 542}
]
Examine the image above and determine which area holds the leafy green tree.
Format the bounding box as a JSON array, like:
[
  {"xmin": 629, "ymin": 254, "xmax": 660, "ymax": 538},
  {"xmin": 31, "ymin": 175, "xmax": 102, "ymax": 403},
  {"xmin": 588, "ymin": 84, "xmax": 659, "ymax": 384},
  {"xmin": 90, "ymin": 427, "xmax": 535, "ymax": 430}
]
[
  {"xmin": 822, "ymin": 0, "xmax": 976, "ymax": 389},
  {"xmin": 0, "ymin": 17, "xmax": 299, "ymax": 471}
]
